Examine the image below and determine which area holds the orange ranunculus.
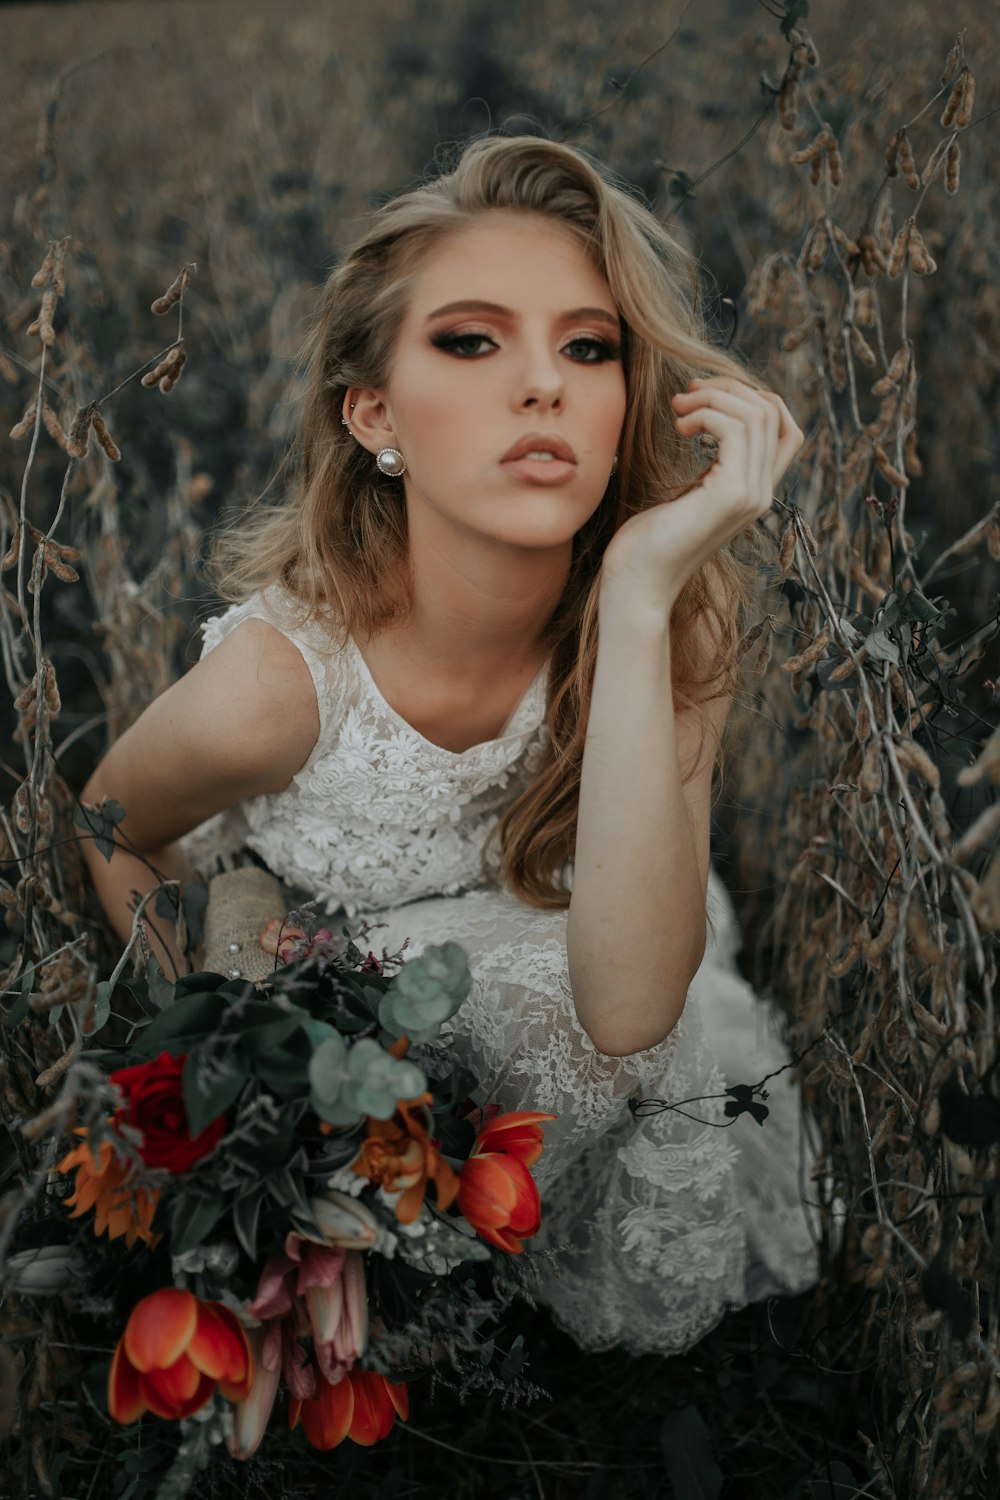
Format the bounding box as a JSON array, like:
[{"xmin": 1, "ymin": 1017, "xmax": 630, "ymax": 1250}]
[
  {"xmin": 55, "ymin": 1123, "xmax": 161, "ymax": 1249},
  {"xmin": 350, "ymin": 1092, "xmax": 460, "ymax": 1225},
  {"xmin": 109, "ymin": 1288, "xmax": 253, "ymax": 1424},
  {"xmin": 456, "ymin": 1110, "xmax": 557, "ymax": 1255},
  {"xmin": 289, "ymin": 1365, "xmax": 409, "ymax": 1450}
]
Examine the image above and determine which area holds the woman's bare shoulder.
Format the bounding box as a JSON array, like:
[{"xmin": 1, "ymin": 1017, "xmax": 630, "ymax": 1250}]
[{"xmin": 82, "ymin": 616, "xmax": 322, "ymax": 849}]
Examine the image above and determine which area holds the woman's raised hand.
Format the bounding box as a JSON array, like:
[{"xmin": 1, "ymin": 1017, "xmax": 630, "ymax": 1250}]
[{"xmin": 600, "ymin": 375, "xmax": 805, "ymax": 616}]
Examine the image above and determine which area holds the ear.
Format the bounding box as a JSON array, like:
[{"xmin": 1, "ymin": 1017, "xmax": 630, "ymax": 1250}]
[{"xmin": 343, "ymin": 387, "xmax": 396, "ymax": 456}]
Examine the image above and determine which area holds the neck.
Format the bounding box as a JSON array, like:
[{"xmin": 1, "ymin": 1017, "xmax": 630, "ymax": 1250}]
[{"xmin": 379, "ymin": 508, "xmax": 571, "ymax": 676}]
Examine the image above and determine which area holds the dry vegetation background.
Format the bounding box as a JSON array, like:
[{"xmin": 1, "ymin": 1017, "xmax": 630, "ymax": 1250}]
[{"xmin": 0, "ymin": 0, "xmax": 999, "ymax": 1497}]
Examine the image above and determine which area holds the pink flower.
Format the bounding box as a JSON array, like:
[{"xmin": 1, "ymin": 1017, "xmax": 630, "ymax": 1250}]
[{"xmin": 249, "ymin": 1237, "xmax": 369, "ymax": 1391}]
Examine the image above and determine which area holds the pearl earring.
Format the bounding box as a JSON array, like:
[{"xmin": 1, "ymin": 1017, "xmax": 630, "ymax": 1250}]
[
  {"xmin": 611, "ymin": 454, "xmax": 619, "ymax": 474},
  {"xmin": 376, "ymin": 447, "xmax": 407, "ymax": 477}
]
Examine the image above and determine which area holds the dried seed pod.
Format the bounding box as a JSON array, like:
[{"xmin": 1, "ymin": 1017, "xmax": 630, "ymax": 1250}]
[
  {"xmin": 849, "ymin": 325, "xmax": 877, "ymax": 367},
  {"xmin": 9, "ymin": 401, "xmax": 37, "ymax": 440},
  {"xmin": 894, "ymin": 738, "xmax": 940, "ymax": 790},
  {"xmin": 41, "ymin": 402, "xmax": 68, "ymax": 451},
  {"xmin": 908, "ymin": 224, "xmax": 937, "ymax": 276},
  {"xmin": 858, "ymin": 230, "xmax": 887, "ymax": 276},
  {"xmin": 941, "ymin": 42, "xmax": 960, "ymax": 85},
  {"xmin": 809, "ymin": 154, "xmax": 823, "ymax": 187},
  {"xmin": 830, "ymin": 223, "xmax": 861, "ymax": 258},
  {"xmin": 944, "ymin": 139, "xmax": 961, "ymax": 194},
  {"xmin": 897, "ymin": 133, "xmax": 919, "ymax": 190},
  {"xmin": 956, "ymin": 68, "xmax": 975, "ymax": 129},
  {"xmin": 828, "ymin": 939, "xmax": 861, "ymax": 978},
  {"xmin": 885, "ymin": 129, "xmax": 901, "ymax": 177},
  {"xmin": 800, "ymin": 517, "xmax": 819, "ymax": 557},
  {"xmin": 141, "ymin": 345, "xmax": 185, "ymax": 389},
  {"xmin": 806, "ymin": 225, "xmax": 828, "ymax": 273},
  {"xmin": 158, "ymin": 348, "xmax": 187, "ymax": 392},
  {"xmin": 0, "ymin": 352, "xmax": 17, "ymax": 383},
  {"xmin": 859, "ymin": 739, "xmax": 882, "ymax": 800},
  {"xmin": 737, "ymin": 621, "xmax": 764, "ymax": 661},
  {"xmin": 1, "ymin": 530, "xmax": 20, "ymax": 572},
  {"xmin": 778, "ymin": 519, "xmax": 796, "ymax": 572},
  {"xmin": 92, "ymin": 411, "xmax": 121, "ymax": 462},
  {"xmin": 854, "ymin": 285, "xmax": 876, "ymax": 325},
  {"xmin": 778, "ymin": 77, "xmax": 799, "ymax": 131},
  {"xmin": 51, "ymin": 238, "xmax": 67, "ymax": 296},
  {"xmin": 43, "ymin": 544, "xmax": 79, "ymax": 583},
  {"xmin": 956, "ymin": 725, "xmax": 1000, "ymax": 787},
  {"xmin": 940, "ymin": 70, "xmax": 967, "ymax": 129},
  {"xmin": 920, "ymin": 138, "xmax": 950, "ymax": 187},
  {"xmin": 987, "ymin": 522, "xmax": 1000, "ymax": 560},
  {"xmin": 826, "ymin": 135, "xmax": 843, "ymax": 188},
  {"xmin": 869, "ymin": 1102, "xmax": 899, "ymax": 1156},
  {"xmin": 66, "ymin": 404, "xmax": 93, "ymax": 459},
  {"xmin": 790, "ymin": 142, "xmax": 823, "ymax": 167},
  {"xmin": 30, "ymin": 243, "xmax": 55, "ymax": 289},
  {"xmin": 864, "ymin": 901, "xmax": 899, "ymax": 965},
  {"xmin": 13, "ymin": 780, "xmax": 31, "ymax": 835},
  {"xmin": 752, "ymin": 627, "xmax": 774, "ymax": 680},
  {"xmin": 874, "ymin": 444, "xmax": 909, "ymax": 488},
  {"xmin": 887, "ymin": 224, "xmax": 910, "ymax": 279},
  {"xmin": 151, "ymin": 262, "xmax": 194, "ymax": 315},
  {"xmin": 855, "ymin": 700, "xmax": 871, "ymax": 743},
  {"xmin": 37, "ymin": 288, "xmax": 56, "ymax": 347},
  {"xmin": 42, "ymin": 658, "xmax": 60, "ymax": 716}
]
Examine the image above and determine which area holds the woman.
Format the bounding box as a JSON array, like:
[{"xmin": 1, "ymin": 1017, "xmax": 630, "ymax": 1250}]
[{"xmin": 81, "ymin": 133, "xmax": 820, "ymax": 1353}]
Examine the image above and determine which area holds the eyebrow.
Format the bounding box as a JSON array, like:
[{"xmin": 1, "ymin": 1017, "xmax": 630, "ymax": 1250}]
[{"xmin": 425, "ymin": 299, "xmax": 621, "ymax": 329}]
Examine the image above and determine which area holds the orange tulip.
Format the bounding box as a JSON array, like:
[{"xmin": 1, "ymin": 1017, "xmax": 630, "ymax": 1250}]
[
  {"xmin": 109, "ymin": 1288, "xmax": 253, "ymax": 1424},
  {"xmin": 351, "ymin": 1093, "xmax": 460, "ymax": 1224},
  {"xmin": 457, "ymin": 1152, "xmax": 543, "ymax": 1254},
  {"xmin": 289, "ymin": 1365, "xmax": 409, "ymax": 1450},
  {"xmin": 456, "ymin": 1109, "xmax": 556, "ymax": 1254},
  {"xmin": 55, "ymin": 1123, "xmax": 160, "ymax": 1249}
]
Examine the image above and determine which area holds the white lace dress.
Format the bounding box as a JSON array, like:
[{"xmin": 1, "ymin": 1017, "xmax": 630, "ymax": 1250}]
[{"xmin": 188, "ymin": 586, "xmax": 821, "ymax": 1356}]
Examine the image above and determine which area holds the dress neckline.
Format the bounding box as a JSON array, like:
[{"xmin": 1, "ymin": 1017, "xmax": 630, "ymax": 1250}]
[{"xmin": 346, "ymin": 634, "xmax": 549, "ymax": 761}]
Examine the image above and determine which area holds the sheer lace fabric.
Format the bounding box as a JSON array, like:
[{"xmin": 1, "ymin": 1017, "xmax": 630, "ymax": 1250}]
[{"xmin": 188, "ymin": 588, "xmax": 821, "ymax": 1355}]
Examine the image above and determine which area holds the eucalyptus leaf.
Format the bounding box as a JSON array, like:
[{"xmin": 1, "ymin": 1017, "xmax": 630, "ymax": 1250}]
[
  {"xmin": 308, "ymin": 1033, "xmax": 349, "ymax": 1103},
  {"xmin": 74, "ymin": 798, "xmax": 125, "ymax": 862},
  {"xmin": 134, "ymin": 992, "xmax": 229, "ymax": 1055},
  {"xmin": 145, "ymin": 956, "xmax": 177, "ymax": 1013}
]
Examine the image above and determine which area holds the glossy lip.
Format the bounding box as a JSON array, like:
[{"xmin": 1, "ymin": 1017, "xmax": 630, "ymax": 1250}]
[{"xmin": 499, "ymin": 432, "xmax": 578, "ymax": 465}]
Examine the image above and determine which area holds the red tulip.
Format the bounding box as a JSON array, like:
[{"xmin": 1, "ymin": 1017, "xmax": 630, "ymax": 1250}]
[
  {"xmin": 471, "ymin": 1111, "xmax": 556, "ymax": 1168},
  {"xmin": 109, "ymin": 1287, "xmax": 253, "ymax": 1424},
  {"xmin": 456, "ymin": 1152, "xmax": 543, "ymax": 1254},
  {"xmin": 456, "ymin": 1109, "xmax": 556, "ymax": 1254},
  {"xmin": 289, "ymin": 1365, "xmax": 409, "ymax": 1450}
]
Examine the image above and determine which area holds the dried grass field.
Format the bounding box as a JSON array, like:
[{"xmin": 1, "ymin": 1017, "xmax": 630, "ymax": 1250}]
[{"xmin": 1, "ymin": 1, "xmax": 999, "ymax": 1497}]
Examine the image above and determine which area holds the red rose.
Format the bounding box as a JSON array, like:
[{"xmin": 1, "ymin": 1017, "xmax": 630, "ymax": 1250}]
[{"xmin": 110, "ymin": 1052, "xmax": 226, "ymax": 1173}]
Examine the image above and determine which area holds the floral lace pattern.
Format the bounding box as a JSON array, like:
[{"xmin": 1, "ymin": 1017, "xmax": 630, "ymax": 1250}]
[
  {"xmin": 189, "ymin": 588, "xmax": 821, "ymax": 1354},
  {"xmin": 190, "ymin": 588, "xmax": 550, "ymax": 915}
]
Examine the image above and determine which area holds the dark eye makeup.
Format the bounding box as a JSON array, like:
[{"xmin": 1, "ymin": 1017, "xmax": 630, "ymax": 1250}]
[{"xmin": 430, "ymin": 331, "xmax": 621, "ymax": 363}]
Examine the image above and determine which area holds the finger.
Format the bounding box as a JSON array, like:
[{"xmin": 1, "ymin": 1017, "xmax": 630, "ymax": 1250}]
[
  {"xmin": 674, "ymin": 390, "xmax": 772, "ymax": 509},
  {"xmin": 687, "ymin": 378, "xmax": 800, "ymax": 482}
]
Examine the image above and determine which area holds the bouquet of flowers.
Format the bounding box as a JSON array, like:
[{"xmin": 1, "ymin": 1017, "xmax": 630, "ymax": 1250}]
[{"xmin": 2, "ymin": 908, "xmax": 557, "ymax": 1498}]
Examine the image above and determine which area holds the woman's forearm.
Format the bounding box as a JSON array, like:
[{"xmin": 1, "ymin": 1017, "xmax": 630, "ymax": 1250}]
[
  {"xmin": 565, "ymin": 592, "xmax": 707, "ymax": 1058},
  {"xmin": 80, "ymin": 826, "xmax": 202, "ymax": 981}
]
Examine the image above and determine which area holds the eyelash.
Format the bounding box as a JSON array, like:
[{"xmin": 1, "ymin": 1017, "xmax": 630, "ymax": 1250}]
[{"xmin": 431, "ymin": 331, "xmax": 621, "ymax": 363}]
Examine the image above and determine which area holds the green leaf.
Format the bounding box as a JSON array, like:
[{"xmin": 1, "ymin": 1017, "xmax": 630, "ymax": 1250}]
[
  {"xmin": 308, "ymin": 1033, "xmax": 349, "ymax": 1103},
  {"xmin": 170, "ymin": 1192, "xmax": 228, "ymax": 1256},
  {"xmin": 659, "ymin": 1406, "xmax": 722, "ymax": 1500},
  {"xmin": 74, "ymin": 799, "xmax": 125, "ymax": 862},
  {"xmin": 145, "ymin": 956, "xmax": 175, "ymax": 1012},
  {"xmin": 255, "ymin": 1045, "xmax": 310, "ymax": 1097},
  {"xmin": 83, "ymin": 980, "xmax": 112, "ymax": 1036},
  {"xmin": 232, "ymin": 1188, "xmax": 265, "ymax": 1259},
  {"xmin": 182, "ymin": 1049, "xmax": 247, "ymax": 1137},
  {"xmin": 134, "ymin": 992, "xmax": 229, "ymax": 1055}
]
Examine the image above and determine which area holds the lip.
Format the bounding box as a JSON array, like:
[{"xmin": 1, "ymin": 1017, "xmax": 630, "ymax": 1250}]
[{"xmin": 499, "ymin": 432, "xmax": 578, "ymax": 465}]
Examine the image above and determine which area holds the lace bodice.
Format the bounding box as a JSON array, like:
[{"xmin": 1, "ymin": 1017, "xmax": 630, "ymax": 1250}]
[{"xmin": 187, "ymin": 587, "xmax": 552, "ymax": 916}]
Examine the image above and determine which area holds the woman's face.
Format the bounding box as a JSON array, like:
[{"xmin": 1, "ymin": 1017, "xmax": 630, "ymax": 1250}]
[{"xmin": 359, "ymin": 211, "xmax": 626, "ymax": 555}]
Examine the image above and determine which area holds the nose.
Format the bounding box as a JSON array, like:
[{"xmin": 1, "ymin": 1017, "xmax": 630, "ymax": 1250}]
[{"xmin": 513, "ymin": 337, "xmax": 564, "ymax": 413}]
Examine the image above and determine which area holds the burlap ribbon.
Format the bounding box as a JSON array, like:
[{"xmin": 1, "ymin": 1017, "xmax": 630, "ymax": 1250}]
[{"xmin": 199, "ymin": 866, "xmax": 289, "ymax": 982}]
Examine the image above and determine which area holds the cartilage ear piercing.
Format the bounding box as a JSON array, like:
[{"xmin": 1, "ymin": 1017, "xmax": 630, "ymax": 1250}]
[
  {"xmin": 376, "ymin": 447, "xmax": 407, "ymax": 477},
  {"xmin": 341, "ymin": 401, "xmax": 357, "ymax": 429}
]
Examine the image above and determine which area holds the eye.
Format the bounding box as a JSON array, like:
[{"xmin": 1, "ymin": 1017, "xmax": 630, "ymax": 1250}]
[
  {"xmin": 563, "ymin": 336, "xmax": 621, "ymax": 363},
  {"xmin": 431, "ymin": 331, "xmax": 497, "ymax": 357}
]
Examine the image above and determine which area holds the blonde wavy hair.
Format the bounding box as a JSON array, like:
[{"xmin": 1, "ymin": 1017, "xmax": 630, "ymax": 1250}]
[{"xmin": 208, "ymin": 133, "xmax": 768, "ymax": 908}]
